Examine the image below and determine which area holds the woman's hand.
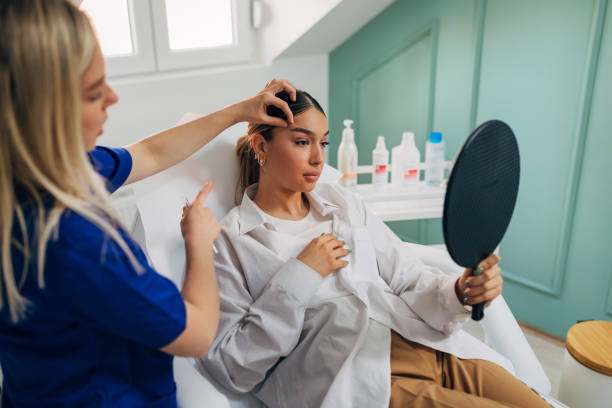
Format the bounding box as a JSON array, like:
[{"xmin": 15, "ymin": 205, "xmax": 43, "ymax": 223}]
[
  {"xmin": 124, "ymin": 79, "xmax": 297, "ymax": 185},
  {"xmin": 232, "ymin": 79, "xmax": 297, "ymax": 127},
  {"xmin": 455, "ymin": 253, "xmax": 503, "ymax": 307},
  {"xmin": 180, "ymin": 182, "xmax": 221, "ymax": 252},
  {"xmin": 297, "ymin": 234, "xmax": 349, "ymax": 278}
]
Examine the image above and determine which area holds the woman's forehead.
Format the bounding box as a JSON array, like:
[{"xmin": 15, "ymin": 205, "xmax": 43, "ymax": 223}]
[{"xmin": 289, "ymin": 109, "xmax": 328, "ymax": 133}]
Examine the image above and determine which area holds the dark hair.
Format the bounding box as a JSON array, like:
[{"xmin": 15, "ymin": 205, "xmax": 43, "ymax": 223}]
[{"xmin": 235, "ymin": 89, "xmax": 325, "ymax": 203}]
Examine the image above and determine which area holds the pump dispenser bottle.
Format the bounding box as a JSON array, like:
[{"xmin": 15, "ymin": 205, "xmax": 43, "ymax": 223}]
[
  {"xmin": 391, "ymin": 131, "xmax": 420, "ymax": 188},
  {"xmin": 372, "ymin": 136, "xmax": 389, "ymax": 188},
  {"xmin": 337, "ymin": 119, "xmax": 358, "ymax": 187}
]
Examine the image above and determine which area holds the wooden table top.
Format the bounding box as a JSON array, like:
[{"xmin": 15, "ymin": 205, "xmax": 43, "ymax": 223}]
[{"xmin": 566, "ymin": 320, "xmax": 612, "ymax": 377}]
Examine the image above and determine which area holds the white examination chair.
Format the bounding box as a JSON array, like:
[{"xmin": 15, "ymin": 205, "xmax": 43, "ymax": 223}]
[{"xmin": 112, "ymin": 113, "xmax": 565, "ymax": 408}]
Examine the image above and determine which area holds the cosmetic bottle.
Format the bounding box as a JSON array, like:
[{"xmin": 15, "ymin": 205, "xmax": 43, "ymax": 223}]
[
  {"xmin": 391, "ymin": 131, "xmax": 420, "ymax": 188},
  {"xmin": 372, "ymin": 135, "xmax": 389, "ymax": 189},
  {"xmin": 425, "ymin": 131, "xmax": 445, "ymax": 187},
  {"xmin": 337, "ymin": 119, "xmax": 358, "ymax": 187}
]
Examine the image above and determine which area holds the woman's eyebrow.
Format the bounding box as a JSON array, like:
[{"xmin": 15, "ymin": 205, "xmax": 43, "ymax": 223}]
[
  {"xmin": 291, "ymin": 127, "xmax": 330, "ymax": 136},
  {"xmin": 86, "ymin": 76, "xmax": 105, "ymax": 91}
]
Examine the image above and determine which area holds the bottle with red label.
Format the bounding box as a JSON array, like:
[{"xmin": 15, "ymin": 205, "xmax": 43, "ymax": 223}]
[
  {"xmin": 372, "ymin": 135, "xmax": 389, "ymax": 189},
  {"xmin": 391, "ymin": 131, "xmax": 420, "ymax": 189}
]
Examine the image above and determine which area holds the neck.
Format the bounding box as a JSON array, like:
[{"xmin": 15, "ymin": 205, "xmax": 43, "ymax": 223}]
[{"xmin": 253, "ymin": 179, "xmax": 309, "ymax": 220}]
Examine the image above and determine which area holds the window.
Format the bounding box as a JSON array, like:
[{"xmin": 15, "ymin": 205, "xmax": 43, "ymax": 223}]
[
  {"xmin": 81, "ymin": 0, "xmax": 133, "ymax": 56},
  {"xmin": 81, "ymin": 0, "xmax": 156, "ymax": 76},
  {"xmin": 150, "ymin": 0, "xmax": 254, "ymax": 71},
  {"xmin": 80, "ymin": 0, "xmax": 254, "ymax": 77},
  {"xmin": 165, "ymin": 0, "xmax": 233, "ymax": 50}
]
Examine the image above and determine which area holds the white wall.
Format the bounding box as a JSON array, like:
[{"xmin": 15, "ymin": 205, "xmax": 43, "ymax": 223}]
[
  {"xmin": 100, "ymin": 54, "xmax": 329, "ymax": 148},
  {"xmin": 279, "ymin": 0, "xmax": 394, "ymax": 58},
  {"xmin": 256, "ymin": 0, "xmax": 341, "ymax": 63}
]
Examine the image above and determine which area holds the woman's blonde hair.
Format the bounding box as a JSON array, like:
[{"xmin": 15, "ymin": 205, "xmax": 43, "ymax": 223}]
[
  {"xmin": 0, "ymin": 0, "xmax": 140, "ymax": 323},
  {"xmin": 235, "ymin": 90, "xmax": 325, "ymax": 203}
]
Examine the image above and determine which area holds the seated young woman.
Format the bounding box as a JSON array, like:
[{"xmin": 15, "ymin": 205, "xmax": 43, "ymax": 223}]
[{"xmin": 199, "ymin": 90, "xmax": 549, "ymax": 408}]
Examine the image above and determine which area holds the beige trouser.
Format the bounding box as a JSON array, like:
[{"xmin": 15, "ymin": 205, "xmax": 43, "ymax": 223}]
[{"xmin": 389, "ymin": 331, "xmax": 551, "ymax": 408}]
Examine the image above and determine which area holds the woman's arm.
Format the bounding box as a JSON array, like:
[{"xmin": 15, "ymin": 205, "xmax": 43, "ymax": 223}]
[
  {"xmin": 159, "ymin": 182, "xmax": 221, "ymax": 357},
  {"xmin": 201, "ymin": 230, "xmax": 325, "ymax": 393},
  {"xmin": 123, "ymin": 79, "xmax": 297, "ymax": 185}
]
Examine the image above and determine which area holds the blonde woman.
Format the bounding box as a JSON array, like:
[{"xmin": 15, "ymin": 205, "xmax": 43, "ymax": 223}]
[
  {"xmin": 200, "ymin": 90, "xmax": 551, "ymax": 408},
  {"xmin": 0, "ymin": 1, "xmax": 297, "ymax": 406}
]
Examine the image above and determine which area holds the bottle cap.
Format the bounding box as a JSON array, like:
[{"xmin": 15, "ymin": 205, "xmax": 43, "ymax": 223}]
[
  {"xmin": 376, "ymin": 135, "xmax": 386, "ymax": 149},
  {"xmin": 342, "ymin": 119, "xmax": 354, "ymax": 141},
  {"xmin": 402, "ymin": 132, "xmax": 415, "ymax": 145},
  {"xmin": 429, "ymin": 132, "xmax": 443, "ymax": 143}
]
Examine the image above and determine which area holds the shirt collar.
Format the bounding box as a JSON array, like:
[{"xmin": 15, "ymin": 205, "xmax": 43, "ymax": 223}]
[{"xmin": 238, "ymin": 183, "xmax": 340, "ymax": 235}]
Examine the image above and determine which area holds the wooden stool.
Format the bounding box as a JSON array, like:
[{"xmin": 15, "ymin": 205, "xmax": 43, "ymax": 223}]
[{"xmin": 558, "ymin": 321, "xmax": 612, "ymax": 407}]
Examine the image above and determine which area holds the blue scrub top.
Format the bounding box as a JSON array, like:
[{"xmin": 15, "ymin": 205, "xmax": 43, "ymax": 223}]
[{"xmin": 0, "ymin": 147, "xmax": 186, "ymax": 407}]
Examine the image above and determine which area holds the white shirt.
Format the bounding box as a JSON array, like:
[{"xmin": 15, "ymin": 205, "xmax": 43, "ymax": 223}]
[
  {"xmin": 200, "ymin": 183, "xmax": 514, "ymax": 408},
  {"xmin": 256, "ymin": 205, "xmax": 333, "ymax": 238}
]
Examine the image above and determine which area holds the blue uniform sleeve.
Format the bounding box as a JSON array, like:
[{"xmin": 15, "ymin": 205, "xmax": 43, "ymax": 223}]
[
  {"xmin": 88, "ymin": 146, "xmax": 133, "ymax": 193},
  {"xmin": 48, "ymin": 215, "xmax": 186, "ymax": 349}
]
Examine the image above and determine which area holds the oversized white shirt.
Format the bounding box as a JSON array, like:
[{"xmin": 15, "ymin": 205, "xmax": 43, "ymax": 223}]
[{"xmin": 199, "ymin": 183, "xmax": 514, "ymax": 408}]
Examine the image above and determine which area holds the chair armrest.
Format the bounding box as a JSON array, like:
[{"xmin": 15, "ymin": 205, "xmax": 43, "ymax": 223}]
[
  {"xmin": 480, "ymin": 297, "xmax": 551, "ymax": 394},
  {"xmin": 174, "ymin": 357, "xmax": 231, "ymax": 408},
  {"xmin": 175, "ymin": 357, "xmax": 261, "ymax": 408}
]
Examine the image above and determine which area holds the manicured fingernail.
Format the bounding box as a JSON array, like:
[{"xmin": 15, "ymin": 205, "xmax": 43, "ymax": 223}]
[
  {"xmin": 320, "ymin": 233, "xmax": 325, "ymax": 236},
  {"xmin": 346, "ymin": 249, "xmax": 351, "ymax": 253},
  {"xmin": 474, "ymin": 266, "xmax": 484, "ymax": 275},
  {"xmin": 463, "ymin": 289, "xmax": 469, "ymax": 296},
  {"xmin": 465, "ymin": 280, "xmax": 470, "ymax": 287},
  {"xmin": 463, "ymin": 297, "xmax": 470, "ymax": 304}
]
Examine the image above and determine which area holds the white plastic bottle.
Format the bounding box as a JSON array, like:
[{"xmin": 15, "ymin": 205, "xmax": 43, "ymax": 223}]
[
  {"xmin": 425, "ymin": 131, "xmax": 445, "ymax": 187},
  {"xmin": 337, "ymin": 119, "xmax": 358, "ymax": 187},
  {"xmin": 372, "ymin": 135, "xmax": 389, "ymax": 188},
  {"xmin": 391, "ymin": 131, "xmax": 420, "ymax": 188}
]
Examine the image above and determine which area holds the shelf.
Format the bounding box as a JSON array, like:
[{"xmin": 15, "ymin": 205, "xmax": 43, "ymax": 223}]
[{"xmin": 353, "ymin": 181, "xmax": 446, "ymax": 222}]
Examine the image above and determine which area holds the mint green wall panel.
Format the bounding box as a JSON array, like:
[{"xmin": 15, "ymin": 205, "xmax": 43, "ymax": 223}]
[
  {"xmin": 563, "ymin": 2, "xmax": 612, "ymax": 326},
  {"xmin": 475, "ymin": 0, "xmax": 594, "ymax": 297},
  {"xmin": 502, "ymin": 0, "xmax": 612, "ymax": 335},
  {"xmin": 357, "ymin": 34, "xmax": 432, "ymax": 179},
  {"xmin": 330, "ymin": 0, "xmax": 480, "ymax": 243},
  {"xmin": 355, "ymin": 29, "xmax": 435, "ymax": 242},
  {"xmin": 330, "ymin": 0, "xmax": 612, "ymax": 336},
  {"xmin": 556, "ymin": 0, "xmax": 612, "ymax": 322}
]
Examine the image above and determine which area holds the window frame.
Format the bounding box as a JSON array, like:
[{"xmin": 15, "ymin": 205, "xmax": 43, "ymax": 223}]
[
  {"xmin": 102, "ymin": 0, "xmax": 157, "ymax": 77},
  {"xmin": 149, "ymin": 0, "xmax": 254, "ymax": 71},
  {"xmin": 85, "ymin": 0, "xmax": 255, "ymax": 77}
]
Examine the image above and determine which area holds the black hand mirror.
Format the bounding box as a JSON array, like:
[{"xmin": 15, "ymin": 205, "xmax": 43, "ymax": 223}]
[{"xmin": 442, "ymin": 120, "xmax": 520, "ymax": 321}]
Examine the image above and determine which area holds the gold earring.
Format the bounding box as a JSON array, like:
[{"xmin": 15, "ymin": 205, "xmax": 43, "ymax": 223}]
[{"xmin": 258, "ymin": 156, "xmax": 266, "ymax": 167}]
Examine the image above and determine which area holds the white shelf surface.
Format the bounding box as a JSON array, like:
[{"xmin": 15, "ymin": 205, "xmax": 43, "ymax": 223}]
[{"xmin": 353, "ymin": 182, "xmax": 446, "ymax": 222}]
